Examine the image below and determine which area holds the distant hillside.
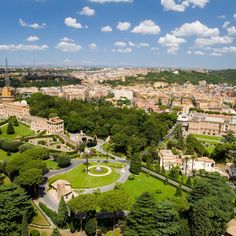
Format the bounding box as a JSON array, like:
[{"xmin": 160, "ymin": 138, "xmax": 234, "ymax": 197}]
[{"xmin": 102, "ymin": 69, "xmax": 236, "ymax": 86}]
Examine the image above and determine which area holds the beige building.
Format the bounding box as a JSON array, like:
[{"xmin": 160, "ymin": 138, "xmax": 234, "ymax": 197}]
[
  {"xmin": 159, "ymin": 150, "xmax": 182, "ymax": 171},
  {"xmin": 51, "ymin": 179, "xmax": 73, "ymax": 201},
  {"xmin": 31, "ymin": 117, "xmax": 64, "ymax": 135},
  {"xmin": 179, "ymin": 113, "xmax": 236, "ymax": 136}
]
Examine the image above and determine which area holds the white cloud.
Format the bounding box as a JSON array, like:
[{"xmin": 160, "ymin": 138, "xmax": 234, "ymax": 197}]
[
  {"xmin": 151, "ymin": 47, "xmax": 159, "ymax": 51},
  {"xmin": 64, "ymin": 17, "xmax": 83, "ymax": 29},
  {"xmin": 227, "ymin": 26, "xmax": 236, "ymax": 36},
  {"xmin": 223, "ymin": 21, "xmax": 231, "ymax": 29},
  {"xmin": 212, "ymin": 46, "xmax": 236, "ymax": 54},
  {"xmin": 60, "ymin": 37, "xmax": 74, "ymax": 42},
  {"xmin": 114, "ymin": 41, "xmax": 127, "ymax": 47},
  {"xmin": 160, "ymin": 0, "xmax": 209, "ymax": 12},
  {"xmin": 89, "ymin": 0, "xmax": 133, "ymax": 3},
  {"xmin": 210, "ymin": 52, "xmax": 223, "ymax": 56},
  {"xmin": 132, "ymin": 20, "xmax": 160, "ymax": 35},
  {"xmin": 128, "ymin": 41, "xmax": 136, "ymax": 47},
  {"xmin": 172, "ymin": 21, "xmax": 219, "ymax": 37},
  {"xmin": 101, "ymin": 25, "xmax": 113, "ymax": 32},
  {"xmin": 26, "ymin": 36, "xmax": 39, "ymax": 42},
  {"xmin": 64, "ymin": 58, "xmax": 72, "ymax": 63},
  {"xmin": 56, "ymin": 41, "xmax": 82, "ymax": 52},
  {"xmin": 112, "ymin": 48, "xmax": 132, "ymax": 53},
  {"xmin": 80, "ymin": 6, "xmax": 95, "ymax": 16},
  {"xmin": 139, "ymin": 43, "xmax": 149, "ymax": 47},
  {"xmin": 195, "ymin": 36, "xmax": 233, "ymax": 47},
  {"xmin": 117, "ymin": 21, "xmax": 131, "ymax": 31},
  {"xmin": 193, "ymin": 50, "xmax": 205, "ymax": 55},
  {"xmin": 234, "ymin": 13, "xmax": 236, "ymax": 20},
  {"xmin": 159, "ymin": 33, "xmax": 186, "ymax": 55},
  {"xmin": 19, "ymin": 18, "xmax": 46, "ymax": 29},
  {"xmin": 217, "ymin": 15, "xmax": 226, "ymax": 19},
  {"xmin": 158, "ymin": 33, "xmax": 186, "ymax": 47},
  {"xmin": 89, "ymin": 43, "xmax": 97, "ymax": 50},
  {"xmin": 0, "ymin": 44, "xmax": 48, "ymax": 51}
]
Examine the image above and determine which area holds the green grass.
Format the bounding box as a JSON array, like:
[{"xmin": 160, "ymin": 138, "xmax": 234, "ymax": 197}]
[
  {"xmin": 0, "ymin": 123, "xmax": 34, "ymax": 139},
  {"xmin": 205, "ymin": 146, "xmax": 215, "ymax": 154},
  {"xmin": 0, "ymin": 149, "xmax": 19, "ymax": 161},
  {"xmin": 49, "ymin": 163, "xmax": 120, "ymax": 189},
  {"xmin": 192, "ymin": 134, "xmax": 222, "ymax": 142},
  {"xmin": 123, "ymin": 172, "xmax": 176, "ymax": 203},
  {"xmin": 32, "ymin": 202, "xmax": 50, "ymax": 226},
  {"xmin": 44, "ymin": 160, "xmax": 59, "ymax": 170},
  {"xmin": 105, "ymin": 228, "xmax": 122, "ymax": 236}
]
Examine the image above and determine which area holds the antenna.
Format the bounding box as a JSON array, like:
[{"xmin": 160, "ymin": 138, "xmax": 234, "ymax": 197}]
[{"xmin": 5, "ymin": 58, "xmax": 10, "ymax": 87}]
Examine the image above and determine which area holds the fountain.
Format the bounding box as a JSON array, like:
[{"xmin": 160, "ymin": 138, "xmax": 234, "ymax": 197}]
[{"xmin": 94, "ymin": 160, "xmax": 103, "ymax": 172}]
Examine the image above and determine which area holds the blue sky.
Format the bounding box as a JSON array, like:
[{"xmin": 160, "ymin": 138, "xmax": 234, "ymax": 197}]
[{"xmin": 0, "ymin": 0, "xmax": 236, "ymax": 68}]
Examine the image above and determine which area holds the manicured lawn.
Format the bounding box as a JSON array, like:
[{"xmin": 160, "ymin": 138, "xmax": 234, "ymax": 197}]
[
  {"xmin": 0, "ymin": 123, "xmax": 34, "ymax": 139},
  {"xmin": 32, "ymin": 202, "xmax": 50, "ymax": 226},
  {"xmin": 123, "ymin": 172, "xmax": 176, "ymax": 203},
  {"xmin": 192, "ymin": 134, "xmax": 222, "ymax": 142},
  {"xmin": 49, "ymin": 163, "xmax": 120, "ymax": 189},
  {"xmin": 205, "ymin": 146, "xmax": 215, "ymax": 154},
  {"xmin": 0, "ymin": 149, "xmax": 19, "ymax": 161},
  {"xmin": 44, "ymin": 160, "xmax": 59, "ymax": 170}
]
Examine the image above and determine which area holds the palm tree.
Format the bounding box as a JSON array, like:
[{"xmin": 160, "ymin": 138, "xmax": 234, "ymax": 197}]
[
  {"xmin": 184, "ymin": 156, "xmax": 190, "ymax": 176},
  {"xmin": 191, "ymin": 152, "xmax": 197, "ymax": 174}
]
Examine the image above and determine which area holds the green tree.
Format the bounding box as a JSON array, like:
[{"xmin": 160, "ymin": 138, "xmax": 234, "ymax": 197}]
[
  {"xmin": 189, "ymin": 199, "xmax": 212, "ymax": 236},
  {"xmin": 155, "ymin": 201, "xmax": 180, "ymax": 235},
  {"xmin": 85, "ymin": 218, "xmax": 97, "ymax": 236},
  {"xmin": 125, "ymin": 192, "xmax": 158, "ymax": 236},
  {"xmin": 55, "ymin": 153, "xmax": 71, "ymax": 168},
  {"xmin": 21, "ymin": 211, "xmax": 28, "ymax": 236},
  {"xmin": 222, "ymin": 130, "xmax": 236, "ymax": 143},
  {"xmin": 69, "ymin": 194, "xmax": 97, "ymax": 231},
  {"xmin": 0, "ymin": 184, "xmax": 34, "ymax": 235},
  {"xmin": 175, "ymin": 184, "xmax": 183, "ymax": 197},
  {"xmin": 15, "ymin": 168, "xmax": 44, "ymax": 198},
  {"xmin": 7, "ymin": 121, "xmax": 15, "ymax": 134},
  {"xmin": 51, "ymin": 228, "xmax": 61, "ymax": 236},
  {"xmin": 189, "ymin": 172, "xmax": 235, "ymax": 235},
  {"xmin": 169, "ymin": 166, "xmax": 180, "ymax": 180},
  {"xmin": 129, "ymin": 153, "xmax": 141, "ymax": 175},
  {"xmin": 57, "ymin": 197, "xmax": 69, "ymax": 228},
  {"xmin": 14, "ymin": 118, "xmax": 19, "ymax": 126},
  {"xmin": 100, "ymin": 191, "xmax": 131, "ymax": 229}
]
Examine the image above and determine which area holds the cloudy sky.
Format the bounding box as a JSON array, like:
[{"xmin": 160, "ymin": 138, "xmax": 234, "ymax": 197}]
[{"xmin": 0, "ymin": 0, "xmax": 236, "ymax": 68}]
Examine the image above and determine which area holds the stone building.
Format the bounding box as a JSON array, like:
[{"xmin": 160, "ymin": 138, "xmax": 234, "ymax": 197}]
[{"xmin": 51, "ymin": 179, "xmax": 73, "ymax": 201}]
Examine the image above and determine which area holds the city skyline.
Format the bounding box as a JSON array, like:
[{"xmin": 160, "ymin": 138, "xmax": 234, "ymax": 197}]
[{"xmin": 0, "ymin": 0, "xmax": 236, "ymax": 68}]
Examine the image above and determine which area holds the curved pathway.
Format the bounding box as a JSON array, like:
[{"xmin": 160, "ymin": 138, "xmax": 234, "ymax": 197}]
[{"xmin": 39, "ymin": 158, "xmax": 130, "ymax": 211}]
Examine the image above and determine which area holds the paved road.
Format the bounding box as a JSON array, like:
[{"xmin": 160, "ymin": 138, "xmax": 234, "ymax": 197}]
[
  {"xmin": 39, "ymin": 158, "xmax": 130, "ymax": 211},
  {"xmin": 142, "ymin": 167, "xmax": 192, "ymax": 192}
]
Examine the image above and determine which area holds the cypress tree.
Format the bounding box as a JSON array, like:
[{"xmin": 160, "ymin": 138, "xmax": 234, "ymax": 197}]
[
  {"xmin": 14, "ymin": 118, "xmax": 19, "ymax": 126},
  {"xmin": 57, "ymin": 197, "xmax": 69, "ymax": 228},
  {"xmin": 7, "ymin": 122, "xmax": 15, "ymax": 134},
  {"xmin": 129, "ymin": 153, "xmax": 141, "ymax": 175},
  {"xmin": 175, "ymin": 184, "xmax": 183, "ymax": 197},
  {"xmin": 85, "ymin": 218, "xmax": 97, "ymax": 236},
  {"xmin": 21, "ymin": 211, "xmax": 28, "ymax": 236}
]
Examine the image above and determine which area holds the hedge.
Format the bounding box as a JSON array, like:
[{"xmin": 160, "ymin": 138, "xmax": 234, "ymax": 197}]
[{"xmin": 39, "ymin": 202, "xmax": 58, "ymax": 225}]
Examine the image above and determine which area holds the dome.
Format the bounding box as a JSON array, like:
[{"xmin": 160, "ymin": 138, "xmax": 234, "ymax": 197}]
[{"xmin": 20, "ymin": 100, "xmax": 28, "ymax": 105}]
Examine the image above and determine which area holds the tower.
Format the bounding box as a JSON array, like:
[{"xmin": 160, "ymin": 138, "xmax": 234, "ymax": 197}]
[{"xmin": 5, "ymin": 58, "xmax": 10, "ymax": 87}]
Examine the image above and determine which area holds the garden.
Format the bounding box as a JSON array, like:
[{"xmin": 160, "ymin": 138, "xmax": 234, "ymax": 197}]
[{"xmin": 49, "ymin": 162, "xmax": 122, "ymax": 189}]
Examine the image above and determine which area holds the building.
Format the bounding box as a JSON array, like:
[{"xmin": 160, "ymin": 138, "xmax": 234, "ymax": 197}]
[
  {"xmin": 51, "ymin": 180, "xmax": 73, "ymax": 201},
  {"xmin": 178, "ymin": 112, "xmax": 236, "ymax": 136},
  {"xmin": 30, "ymin": 117, "xmax": 64, "ymax": 135},
  {"xmin": 159, "ymin": 150, "xmax": 182, "ymax": 171},
  {"xmin": 183, "ymin": 156, "xmax": 215, "ymax": 173},
  {"xmin": 0, "ymin": 100, "xmax": 30, "ymax": 118}
]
